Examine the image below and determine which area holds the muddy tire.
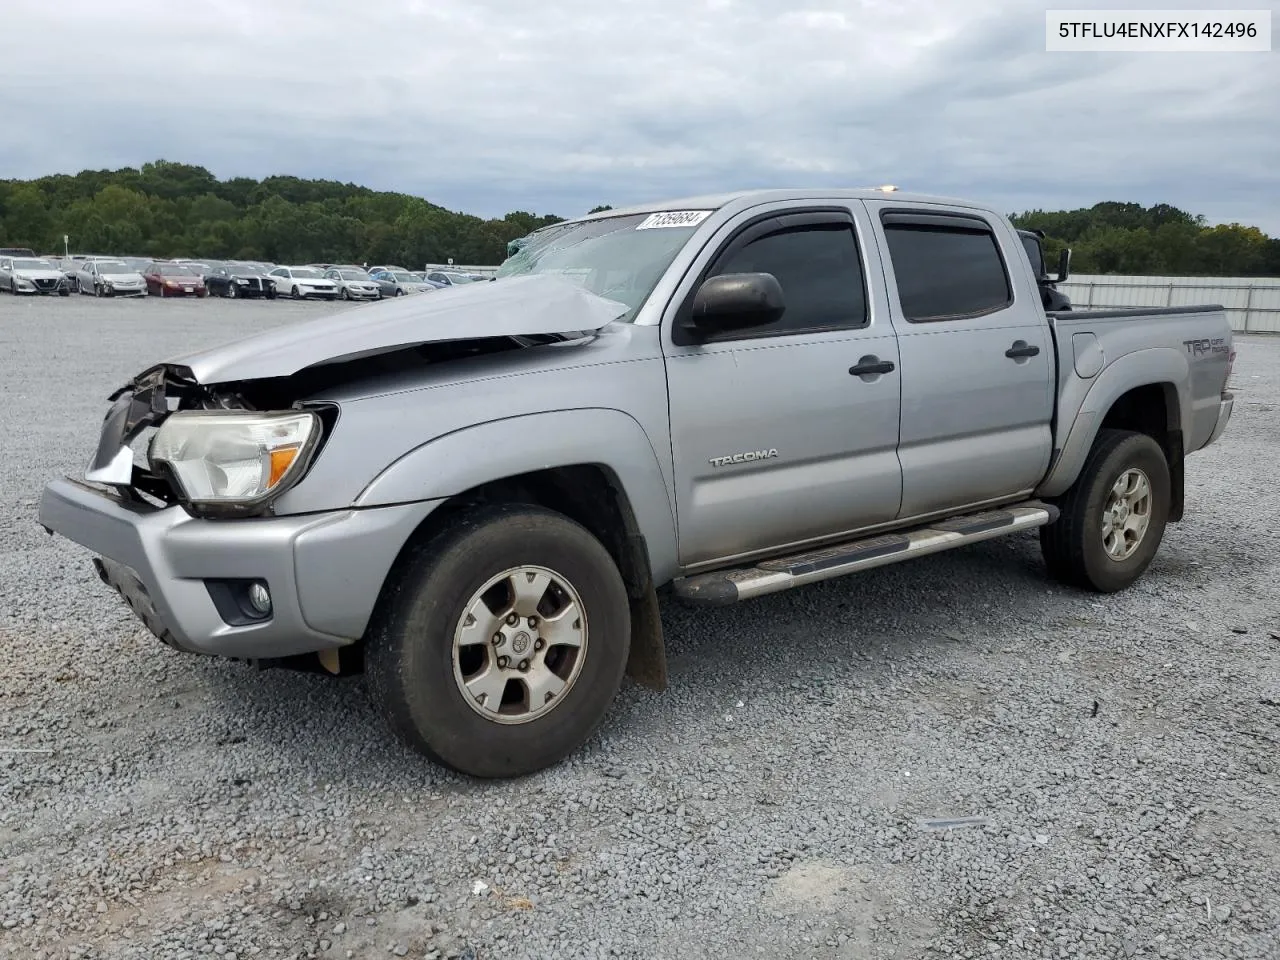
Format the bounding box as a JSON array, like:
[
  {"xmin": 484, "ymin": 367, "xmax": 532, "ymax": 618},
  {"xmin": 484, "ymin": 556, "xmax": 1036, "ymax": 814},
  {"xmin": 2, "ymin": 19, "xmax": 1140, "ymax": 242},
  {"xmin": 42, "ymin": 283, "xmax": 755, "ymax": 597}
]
[
  {"xmin": 1040, "ymin": 428, "xmax": 1170, "ymax": 593},
  {"xmin": 365, "ymin": 503, "xmax": 631, "ymax": 779}
]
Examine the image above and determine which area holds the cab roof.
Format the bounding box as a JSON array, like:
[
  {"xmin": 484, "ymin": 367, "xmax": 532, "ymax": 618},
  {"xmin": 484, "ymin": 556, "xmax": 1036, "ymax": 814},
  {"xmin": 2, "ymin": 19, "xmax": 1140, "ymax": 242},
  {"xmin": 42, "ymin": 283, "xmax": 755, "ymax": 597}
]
[{"xmin": 568, "ymin": 187, "xmax": 997, "ymax": 224}]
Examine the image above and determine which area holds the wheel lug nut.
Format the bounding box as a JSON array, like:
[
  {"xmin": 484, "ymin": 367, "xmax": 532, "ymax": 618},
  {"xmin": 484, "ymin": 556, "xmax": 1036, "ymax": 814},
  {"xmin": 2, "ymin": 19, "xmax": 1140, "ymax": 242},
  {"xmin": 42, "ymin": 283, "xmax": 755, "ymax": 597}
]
[
  {"xmin": 506, "ymin": 613, "xmax": 520, "ymax": 626},
  {"xmin": 492, "ymin": 633, "xmax": 502, "ymax": 645},
  {"xmin": 518, "ymin": 660, "xmax": 529, "ymax": 672},
  {"xmin": 534, "ymin": 639, "xmax": 544, "ymax": 651},
  {"xmin": 497, "ymin": 656, "xmax": 509, "ymax": 668},
  {"xmin": 528, "ymin": 616, "xmax": 539, "ymax": 628}
]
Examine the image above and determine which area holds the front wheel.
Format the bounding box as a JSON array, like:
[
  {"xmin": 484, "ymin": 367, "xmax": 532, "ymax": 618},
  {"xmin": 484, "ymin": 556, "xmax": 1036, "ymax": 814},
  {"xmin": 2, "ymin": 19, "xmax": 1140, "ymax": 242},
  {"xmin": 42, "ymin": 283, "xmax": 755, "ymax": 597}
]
[
  {"xmin": 365, "ymin": 503, "xmax": 632, "ymax": 779},
  {"xmin": 291, "ymin": 286, "xmax": 302, "ymax": 300},
  {"xmin": 1040, "ymin": 428, "xmax": 1171, "ymax": 593}
]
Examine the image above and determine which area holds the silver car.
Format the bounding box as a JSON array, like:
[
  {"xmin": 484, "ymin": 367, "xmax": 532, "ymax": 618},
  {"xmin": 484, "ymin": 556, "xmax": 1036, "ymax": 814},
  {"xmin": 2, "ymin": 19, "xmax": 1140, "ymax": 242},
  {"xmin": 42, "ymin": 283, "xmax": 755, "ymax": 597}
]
[
  {"xmin": 371, "ymin": 270, "xmax": 442, "ymax": 297},
  {"xmin": 0, "ymin": 256, "xmax": 71, "ymax": 295},
  {"xmin": 75, "ymin": 258, "xmax": 148, "ymax": 297},
  {"xmin": 324, "ymin": 267, "xmax": 382, "ymax": 301},
  {"xmin": 425, "ymin": 269, "xmax": 486, "ymax": 287}
]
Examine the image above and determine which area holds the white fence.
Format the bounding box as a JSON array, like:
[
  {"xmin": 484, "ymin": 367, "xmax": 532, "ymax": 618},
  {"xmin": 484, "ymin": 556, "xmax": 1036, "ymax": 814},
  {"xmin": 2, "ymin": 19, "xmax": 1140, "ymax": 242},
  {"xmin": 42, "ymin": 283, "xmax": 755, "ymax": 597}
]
[{"xmin": 1059, "ymin": 274, "xmax": 1280, "ymax": 334}]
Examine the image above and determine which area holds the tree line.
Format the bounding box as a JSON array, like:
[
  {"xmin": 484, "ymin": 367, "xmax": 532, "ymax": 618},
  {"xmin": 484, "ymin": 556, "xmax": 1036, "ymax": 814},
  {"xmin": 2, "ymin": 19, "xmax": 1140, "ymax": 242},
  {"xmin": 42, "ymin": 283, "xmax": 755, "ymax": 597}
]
[
  {"xmin": 1011, "ymin": 201, "xmax": 1278, "ymax": 277},
  {"xmin": 0, "ymin": 160, "xmax": 571, "ymax": 267},
  {"xmin": 1, "ymin": 160, "xmax": 1276, "ymax": 276}
]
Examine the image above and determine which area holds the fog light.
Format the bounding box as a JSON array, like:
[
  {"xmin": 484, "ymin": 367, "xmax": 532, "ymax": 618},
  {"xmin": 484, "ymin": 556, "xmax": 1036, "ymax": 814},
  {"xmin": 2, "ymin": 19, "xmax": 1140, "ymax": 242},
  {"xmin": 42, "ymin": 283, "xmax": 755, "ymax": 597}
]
[{"xmin": 248, "ymin": 582, "xmax": 272, "ymax": 614}]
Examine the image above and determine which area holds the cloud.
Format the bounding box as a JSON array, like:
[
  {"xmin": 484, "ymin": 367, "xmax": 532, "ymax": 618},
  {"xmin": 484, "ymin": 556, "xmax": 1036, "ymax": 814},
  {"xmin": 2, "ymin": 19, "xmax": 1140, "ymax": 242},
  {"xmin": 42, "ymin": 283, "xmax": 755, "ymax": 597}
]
[{"xmin": 2, "ymin": 0, "xmax": 1277, "ymax": 232}]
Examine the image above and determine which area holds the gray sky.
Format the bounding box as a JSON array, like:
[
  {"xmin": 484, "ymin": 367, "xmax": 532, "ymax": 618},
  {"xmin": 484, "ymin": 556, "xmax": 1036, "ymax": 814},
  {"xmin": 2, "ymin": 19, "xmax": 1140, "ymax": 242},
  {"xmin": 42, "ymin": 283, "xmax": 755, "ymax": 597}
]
[{"xmin": 2, "ymin": 0, "xmax": 1277, "ymax": 232}]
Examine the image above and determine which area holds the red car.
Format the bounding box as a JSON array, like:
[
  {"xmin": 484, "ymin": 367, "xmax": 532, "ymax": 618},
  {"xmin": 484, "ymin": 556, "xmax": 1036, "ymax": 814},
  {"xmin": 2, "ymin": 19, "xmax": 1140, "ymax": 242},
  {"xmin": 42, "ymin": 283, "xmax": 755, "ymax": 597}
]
[{"xmin": 143, "ymin": 261, "xmax": 207, "ymax": 297}]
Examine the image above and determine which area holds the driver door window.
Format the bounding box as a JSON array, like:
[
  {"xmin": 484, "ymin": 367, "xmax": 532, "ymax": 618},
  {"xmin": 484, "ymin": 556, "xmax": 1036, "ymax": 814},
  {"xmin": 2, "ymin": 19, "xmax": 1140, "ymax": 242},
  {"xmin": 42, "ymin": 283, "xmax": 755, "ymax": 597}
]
[{"xmin": 704, "ymin": 224, "xmax": 868, "ymax": 339}]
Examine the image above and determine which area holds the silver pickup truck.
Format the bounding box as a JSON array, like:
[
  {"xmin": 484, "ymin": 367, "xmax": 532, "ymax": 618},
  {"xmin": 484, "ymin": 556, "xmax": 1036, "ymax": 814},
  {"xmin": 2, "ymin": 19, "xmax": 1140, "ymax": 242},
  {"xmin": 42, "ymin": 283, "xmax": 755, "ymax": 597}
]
[{"xmin": 38, "ymin": 187, "xmax": 1235, "ymax": 779}]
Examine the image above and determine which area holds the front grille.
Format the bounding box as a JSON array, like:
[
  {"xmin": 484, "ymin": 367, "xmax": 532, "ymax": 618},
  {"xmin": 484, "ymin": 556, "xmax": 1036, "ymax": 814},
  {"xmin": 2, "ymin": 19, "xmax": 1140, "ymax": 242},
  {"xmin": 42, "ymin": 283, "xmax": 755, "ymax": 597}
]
[{"xmin": 33, "ymin": 278, "xmax": 59, "ymax": 290}]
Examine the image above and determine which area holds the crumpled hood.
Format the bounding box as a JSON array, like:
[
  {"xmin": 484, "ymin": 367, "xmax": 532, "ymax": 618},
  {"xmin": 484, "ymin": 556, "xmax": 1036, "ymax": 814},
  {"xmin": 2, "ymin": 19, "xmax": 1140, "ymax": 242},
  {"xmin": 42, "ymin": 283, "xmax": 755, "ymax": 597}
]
[
  {"xmin": 101, "ymin": 273, "xmax": 145, "ymax": 283},
  {"xmin": 166, "ymin": 274, "xmax": 629, "ymax": 384}
]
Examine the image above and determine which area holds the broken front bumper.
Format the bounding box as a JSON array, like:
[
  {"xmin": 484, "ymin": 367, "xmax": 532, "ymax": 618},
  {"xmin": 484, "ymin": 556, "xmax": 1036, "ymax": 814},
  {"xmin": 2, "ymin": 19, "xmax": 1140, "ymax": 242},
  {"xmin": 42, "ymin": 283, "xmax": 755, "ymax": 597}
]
[{"xmin": 38, "ymin": 477, "xmax": 439, "ymax": 659}]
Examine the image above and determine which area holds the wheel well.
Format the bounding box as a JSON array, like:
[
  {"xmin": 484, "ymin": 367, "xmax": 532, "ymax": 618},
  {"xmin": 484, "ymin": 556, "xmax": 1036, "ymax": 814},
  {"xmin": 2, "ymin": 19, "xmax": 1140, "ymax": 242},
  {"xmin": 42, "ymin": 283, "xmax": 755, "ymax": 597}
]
[
  {"xmin": 355, "ymin": 464, "xmax": 668, "ymax": 688},
  {"xmin": 1099, "ymin": 382, "xmax": 1184, "ymax": 522},
  {"xmin": 399, "ymin": 465, "xmax": 651, "ymax": 593}
]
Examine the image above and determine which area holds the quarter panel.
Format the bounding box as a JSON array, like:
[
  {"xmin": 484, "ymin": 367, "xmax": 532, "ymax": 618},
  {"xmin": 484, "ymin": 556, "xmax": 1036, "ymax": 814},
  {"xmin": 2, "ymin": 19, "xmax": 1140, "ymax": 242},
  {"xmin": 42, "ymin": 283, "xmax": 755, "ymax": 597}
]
[{"xmin": 1039, "ymin": 347, "xmax": 1191, "ymax": 497}]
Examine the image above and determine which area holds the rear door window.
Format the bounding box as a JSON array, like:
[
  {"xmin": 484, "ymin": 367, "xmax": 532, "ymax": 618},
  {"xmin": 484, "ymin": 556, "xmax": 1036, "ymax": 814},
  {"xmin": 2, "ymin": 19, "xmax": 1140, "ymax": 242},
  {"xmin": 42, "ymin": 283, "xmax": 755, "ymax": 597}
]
[{"xmin": 881, "ymin": 215, "xmax": 1013, "ymax": 322}]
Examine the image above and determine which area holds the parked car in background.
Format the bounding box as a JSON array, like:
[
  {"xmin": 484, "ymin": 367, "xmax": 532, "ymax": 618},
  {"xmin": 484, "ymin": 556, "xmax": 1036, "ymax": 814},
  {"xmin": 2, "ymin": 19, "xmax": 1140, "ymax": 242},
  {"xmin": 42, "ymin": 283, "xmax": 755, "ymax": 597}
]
[
  {"xmin": 0, "ymin": 246, "xmax": 37, "ymax": 258},
  {"xmin": 120, "ymin": 257, "xmax": 153, "ymax": 273},
  {"xmin": 366, "ymin": 264, "xmax": 409, "ymax": 275},
  {"xmin": 75, "ymin": 258, "xmax": 147, "ymax": 297},
  {"xmin": 203, "ymin": 261, "xmax": 277, "ymax": 299},
  {"xmin": 371, "ymin": 270, "xmax": 442, "ymax": 297},
  {"xmin": 0, "ymin": 256, "xmax": 71, "ymax": 295},
  {"xmin": 268, "ymin": 265, "xmax": 339, "ymax": 300},
  {"xmin": 144, "ymin": 261, "xmax": 207, "ymax": 297},
  {"xmin": 323, "ymin": 267, "xmax": 382, "ymax": 301},
  {"xmin": 424, "ymin": 269, "xmax": 484, "ymax": 286}
]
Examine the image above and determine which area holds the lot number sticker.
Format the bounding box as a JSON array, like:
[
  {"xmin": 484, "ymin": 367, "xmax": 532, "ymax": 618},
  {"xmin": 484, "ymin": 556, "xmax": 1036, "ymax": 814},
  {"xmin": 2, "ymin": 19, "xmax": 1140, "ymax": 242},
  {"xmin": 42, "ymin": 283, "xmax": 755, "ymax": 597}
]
[{"xmin": 636, "ymin": 210, "xmax": 712, "ymax": 230}]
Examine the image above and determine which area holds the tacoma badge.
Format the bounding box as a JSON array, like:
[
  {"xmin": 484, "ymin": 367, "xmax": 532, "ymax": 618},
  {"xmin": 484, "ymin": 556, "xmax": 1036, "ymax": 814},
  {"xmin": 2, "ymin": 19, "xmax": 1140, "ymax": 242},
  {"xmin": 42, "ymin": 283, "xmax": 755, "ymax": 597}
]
[{"xmin": 709, "ymin": 449, "xmax": 779, "ymax": 468}]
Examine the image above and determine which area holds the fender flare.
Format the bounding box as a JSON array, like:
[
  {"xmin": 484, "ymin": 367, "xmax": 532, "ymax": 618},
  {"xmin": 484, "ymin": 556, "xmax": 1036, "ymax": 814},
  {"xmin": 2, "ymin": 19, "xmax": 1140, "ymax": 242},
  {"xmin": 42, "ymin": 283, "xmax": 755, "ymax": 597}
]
[
  {"xmin": 1037, "ymin": 347, "xmax": 1190, "ymax": 498},
  {"xmin": 354, "ymin": 407, "xmax": 680, "ymax": 583}
]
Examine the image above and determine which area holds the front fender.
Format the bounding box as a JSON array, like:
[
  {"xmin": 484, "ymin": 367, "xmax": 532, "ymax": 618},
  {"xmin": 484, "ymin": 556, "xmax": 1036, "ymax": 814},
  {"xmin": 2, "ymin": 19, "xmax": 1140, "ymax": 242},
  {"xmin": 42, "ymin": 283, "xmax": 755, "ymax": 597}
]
[
  {"xmin": 1037, "ymin": 347, "xmax": 1189, "ymax": 498},
  {"xmin": 353, "ymin": 408, "xmax": 680, "ymax": 583}
]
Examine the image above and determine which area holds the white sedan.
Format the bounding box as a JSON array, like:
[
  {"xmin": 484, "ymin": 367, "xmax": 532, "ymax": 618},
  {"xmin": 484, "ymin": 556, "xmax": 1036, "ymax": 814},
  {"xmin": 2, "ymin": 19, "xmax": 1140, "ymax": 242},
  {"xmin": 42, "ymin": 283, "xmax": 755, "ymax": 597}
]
[
  {"xmin": 267, "ymin": 266, "xmax": 339, "ymax": 300},
  {"xmin": 75, "ymin": 258, "xmax": 148, "ymax": 297}
]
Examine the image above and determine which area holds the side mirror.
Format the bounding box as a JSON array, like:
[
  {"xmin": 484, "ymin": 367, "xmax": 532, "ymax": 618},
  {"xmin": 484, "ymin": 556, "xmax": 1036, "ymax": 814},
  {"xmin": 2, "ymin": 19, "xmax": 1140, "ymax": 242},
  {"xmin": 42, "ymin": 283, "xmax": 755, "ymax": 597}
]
[
  {"xmin": 684, "ymin": 272, "xmax": 785, "ymax": 338},
  {"xmin": 1053, "ymin": 248, "xmax": 1071, "ymax": 283}
]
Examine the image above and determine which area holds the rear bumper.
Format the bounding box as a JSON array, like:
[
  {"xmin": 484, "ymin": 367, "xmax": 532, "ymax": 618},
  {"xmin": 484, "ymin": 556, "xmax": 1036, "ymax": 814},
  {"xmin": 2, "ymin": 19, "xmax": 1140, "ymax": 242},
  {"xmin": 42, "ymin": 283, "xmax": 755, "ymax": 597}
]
[
  {"xmin": 38, "ymin": 477, "xmax": 440, "ymax": 659},
  {"xmin": 1204, "ymin": 392, "xmax": 1234, "ymax": 448}
]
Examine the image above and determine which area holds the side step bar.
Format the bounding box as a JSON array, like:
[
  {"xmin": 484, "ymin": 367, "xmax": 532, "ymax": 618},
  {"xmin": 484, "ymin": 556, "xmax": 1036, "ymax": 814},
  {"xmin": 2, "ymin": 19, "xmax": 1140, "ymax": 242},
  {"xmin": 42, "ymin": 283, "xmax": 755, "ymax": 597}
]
[{"xmin": 671, "ymin": 501, "xmax": 1059, "ymax": 606}]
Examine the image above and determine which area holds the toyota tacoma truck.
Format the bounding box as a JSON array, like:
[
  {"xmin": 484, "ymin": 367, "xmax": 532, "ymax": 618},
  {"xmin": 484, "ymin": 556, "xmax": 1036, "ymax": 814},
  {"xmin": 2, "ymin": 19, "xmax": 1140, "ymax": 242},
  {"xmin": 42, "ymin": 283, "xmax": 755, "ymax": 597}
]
[{"xmin": 38, "ymin": 187, "xmax": 1235, "ymax": 779}]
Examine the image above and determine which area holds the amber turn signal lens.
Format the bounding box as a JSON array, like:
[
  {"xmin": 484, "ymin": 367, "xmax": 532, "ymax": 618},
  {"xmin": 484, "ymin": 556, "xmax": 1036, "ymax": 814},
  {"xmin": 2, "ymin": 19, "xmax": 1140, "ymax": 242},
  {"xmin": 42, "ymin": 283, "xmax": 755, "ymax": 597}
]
[{"xmin": 268, "ymin": 446, "xmax": 300, "ymax": 488}]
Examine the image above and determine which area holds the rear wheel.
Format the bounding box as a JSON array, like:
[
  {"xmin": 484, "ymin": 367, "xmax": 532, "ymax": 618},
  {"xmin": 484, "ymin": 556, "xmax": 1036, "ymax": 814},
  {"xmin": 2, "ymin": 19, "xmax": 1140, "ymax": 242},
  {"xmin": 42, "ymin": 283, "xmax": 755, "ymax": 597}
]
[
  {"xmin": 365, "ymin": 503, "xmax": 631, "ymax": 778},
  {"xmin": 1040, "ymin": 428, "xmax": 1170, "ymax": 593}
]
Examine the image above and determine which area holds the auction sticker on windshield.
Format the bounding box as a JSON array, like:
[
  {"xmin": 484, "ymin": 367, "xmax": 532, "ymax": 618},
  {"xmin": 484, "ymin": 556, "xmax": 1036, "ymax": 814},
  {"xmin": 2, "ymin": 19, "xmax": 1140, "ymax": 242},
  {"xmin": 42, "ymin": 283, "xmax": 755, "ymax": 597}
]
[{"xmin": 636, "ymin": 211, "xmax": 712, "ymax": 230}]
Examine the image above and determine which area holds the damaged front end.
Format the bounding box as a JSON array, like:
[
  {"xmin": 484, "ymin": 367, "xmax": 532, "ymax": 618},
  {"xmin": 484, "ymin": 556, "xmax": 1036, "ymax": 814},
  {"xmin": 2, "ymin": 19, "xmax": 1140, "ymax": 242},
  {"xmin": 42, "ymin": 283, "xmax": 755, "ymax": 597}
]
[{"xmin": 85, "ymin": 362, "xmax": 214, "ymax": 504}]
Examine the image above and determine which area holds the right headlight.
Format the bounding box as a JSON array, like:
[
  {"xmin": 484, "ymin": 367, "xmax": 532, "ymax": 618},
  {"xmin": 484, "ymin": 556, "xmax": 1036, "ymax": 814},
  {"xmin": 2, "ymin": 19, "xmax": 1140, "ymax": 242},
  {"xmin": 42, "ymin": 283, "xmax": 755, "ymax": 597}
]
[{"xmin": 149, "ymin": 410, "xmax": 321, "ymax": 515}]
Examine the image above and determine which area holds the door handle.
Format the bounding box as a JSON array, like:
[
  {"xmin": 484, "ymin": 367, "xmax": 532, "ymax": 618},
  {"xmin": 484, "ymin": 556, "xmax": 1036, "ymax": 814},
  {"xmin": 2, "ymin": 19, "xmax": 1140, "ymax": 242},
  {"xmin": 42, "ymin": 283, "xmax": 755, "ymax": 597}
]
[
  {"xmin": 849, "ymin": 357, "xmax": 895, "ymax": 376},
  {"xmin": 1005, "ymin": 341, "xmax": 1040, "ymax": 359}
]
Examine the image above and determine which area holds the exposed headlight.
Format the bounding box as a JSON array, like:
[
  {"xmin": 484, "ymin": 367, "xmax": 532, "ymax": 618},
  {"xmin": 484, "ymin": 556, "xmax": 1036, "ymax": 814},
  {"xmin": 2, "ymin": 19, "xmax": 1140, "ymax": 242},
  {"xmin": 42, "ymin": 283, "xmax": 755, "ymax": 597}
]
[
  {"xmin": 149, "ymin": 410, "xmax": 321, "ymax": 514},
  {"xmin": 234, "ymin": 278, "xmax": 249, "ymax": 284}
]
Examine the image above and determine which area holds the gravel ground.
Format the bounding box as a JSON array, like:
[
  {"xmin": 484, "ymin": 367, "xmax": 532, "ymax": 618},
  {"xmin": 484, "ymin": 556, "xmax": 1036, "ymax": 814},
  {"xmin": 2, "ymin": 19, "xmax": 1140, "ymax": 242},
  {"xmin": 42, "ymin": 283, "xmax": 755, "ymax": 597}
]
[{"xmin": 2, "ymin": 293, "xmax": 1278, "ymax": 960}]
